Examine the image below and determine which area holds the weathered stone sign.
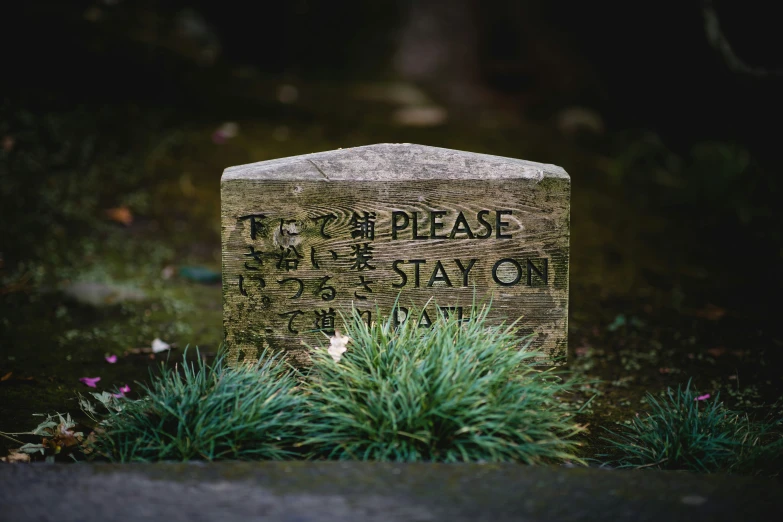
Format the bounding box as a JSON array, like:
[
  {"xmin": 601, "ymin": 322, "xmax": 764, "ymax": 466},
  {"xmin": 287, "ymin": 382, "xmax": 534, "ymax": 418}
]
[{"xmin": 221, "ymin": 143, "xmax": 569, "ymax": 366}]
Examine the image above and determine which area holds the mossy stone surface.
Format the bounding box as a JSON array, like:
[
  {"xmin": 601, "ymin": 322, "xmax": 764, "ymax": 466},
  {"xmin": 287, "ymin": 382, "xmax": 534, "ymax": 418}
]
[
  {"xmin": 222, "ymin": 144, "xmax": 569, "ymax": 366},
  {"xmin": 2, "ymin": 462, "xmax": 782, "ymax": 521}
]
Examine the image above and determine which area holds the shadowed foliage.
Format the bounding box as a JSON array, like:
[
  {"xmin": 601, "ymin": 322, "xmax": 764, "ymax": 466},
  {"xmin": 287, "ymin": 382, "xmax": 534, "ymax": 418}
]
[
  {"xmin": 601, "ymin": 381, "xmax": 783, "ymax": 475},
  {"xmin": 85, "ymin": 350, "xmax": 308, "ymax": 462}
]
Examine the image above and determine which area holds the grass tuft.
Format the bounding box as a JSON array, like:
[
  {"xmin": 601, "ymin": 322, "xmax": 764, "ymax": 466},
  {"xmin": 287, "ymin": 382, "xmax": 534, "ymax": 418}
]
[
  {"xmin": 84, "ymin": 302, "xmax": 586, "ymax": 464},
  {"xmin": 601, "ymin": 380, "xmax": 783, "ymax": 475},
  {"xmin": 86, "ymin": 350, "xmax": 308, "ymax": 462},
  {"xmin": 301, "ymin": 303, "xmax": 585, "ymax": 463}
]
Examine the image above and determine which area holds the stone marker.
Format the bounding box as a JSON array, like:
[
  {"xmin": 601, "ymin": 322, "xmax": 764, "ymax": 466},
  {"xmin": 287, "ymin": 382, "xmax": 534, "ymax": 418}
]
[{"xmin": 221, "ymin": 143, "xmax": 570, "ymax": 366}]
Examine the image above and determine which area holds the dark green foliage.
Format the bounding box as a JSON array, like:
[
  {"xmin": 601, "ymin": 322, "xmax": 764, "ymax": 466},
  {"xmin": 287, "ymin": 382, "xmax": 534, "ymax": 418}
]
[
  {"xmin": 601, "ymin": 381, "xmax": 783, "ymax": 475},
  {"xmin": 86, "ymin": 351, "xmax": 308, "ymax": 462},
  {"xmin": 86, "ymin": 303, "xmax": 586, "ymax": 464},
  {"xmin": 301, "ymin": 305, "xmax": 585, "ymax": 463}
]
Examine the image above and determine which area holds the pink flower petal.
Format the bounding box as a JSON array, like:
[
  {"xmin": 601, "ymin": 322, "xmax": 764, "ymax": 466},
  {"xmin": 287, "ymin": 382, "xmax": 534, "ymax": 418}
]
[
  {"xmin": 695, "ymin": 394, "xmax": 711, "ymax": 401},
  {"xmin": 113, "ymin": 384, "xmax": 131, "ymax": 398},
  {"xmin": 105, "ymin": 355, "xmax": 118, "ymax": 364},
  {"xmin": 79, "ymin": 377, "xmax": 101, "ymax": 388}
]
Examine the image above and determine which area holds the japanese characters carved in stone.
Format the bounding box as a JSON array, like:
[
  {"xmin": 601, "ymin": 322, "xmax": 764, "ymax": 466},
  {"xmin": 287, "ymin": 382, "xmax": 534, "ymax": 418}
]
[{"xmin": 221, "ymin": 143, "xmax": 570, "ymax": 366}]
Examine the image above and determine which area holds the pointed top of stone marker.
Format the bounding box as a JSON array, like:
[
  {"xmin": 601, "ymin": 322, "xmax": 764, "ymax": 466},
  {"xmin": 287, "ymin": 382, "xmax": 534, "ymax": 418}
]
[{"xmin": 221, "ymin": 143, "xmax": 569, "ymax": 182}]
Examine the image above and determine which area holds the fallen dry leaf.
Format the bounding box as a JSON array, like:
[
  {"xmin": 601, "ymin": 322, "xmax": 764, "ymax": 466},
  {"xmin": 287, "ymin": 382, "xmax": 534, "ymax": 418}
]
[
  {"xmin": 1, "ymin": 450, "xmax": 31, "ymax": 463},
  {"xmin": 0, "ymin": 272, "xmax": 32, "ymax": 295},
  {"xmin": 706, "ymin": 346, "xmax": 728, "ymax": 358},
  {"xmin": 392, "ymin": 106, "xmax": 447, "ymax": 127},
  {"xmin": 104, "ymin": 206, "xmax": 133, "ymax": 226},
  {"xmin": 83, "ymin": 427, "xmax": 106, "ymax": 457},
  {"xmin": 41, "ymin": 423, "xmax": 84, "ymax": 455},
  {"xmin": 124, "ymin": 347, "xmax": 151, "ymax": 355},
  {"xmin": 556, "ymin": 106, "xmax": 605, "ymax": 136},
  {"xmin": 277, "ymin": 85, "xmax": 298, "ymax": 104},
  {"xmin": 0, "ymin": 372, "xmax": 34, "ymax": 383},
  {"xmin": 694, "ymin": 303, "xmax": 726, "ymax": 321},
  {"xmin": 1, "ymin": 135, "xmax": 14, "ymax": 152}
]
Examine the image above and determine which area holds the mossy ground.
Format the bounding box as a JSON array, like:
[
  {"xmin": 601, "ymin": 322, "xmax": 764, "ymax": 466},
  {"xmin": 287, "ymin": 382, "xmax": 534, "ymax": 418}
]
[{"xmin": 2, "ymin": 30, "xmax": 780, "ymax": 464}]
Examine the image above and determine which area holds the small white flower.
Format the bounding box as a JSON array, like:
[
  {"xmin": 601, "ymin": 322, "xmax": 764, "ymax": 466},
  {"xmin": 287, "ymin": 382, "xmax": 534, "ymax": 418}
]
[
  {"xmin": 327, "ymin": 330, "xmax": 351, "ymax": 363},
  {"xmin": 152, "ymin": 338, "xmax": 171, "ymax": 353}
]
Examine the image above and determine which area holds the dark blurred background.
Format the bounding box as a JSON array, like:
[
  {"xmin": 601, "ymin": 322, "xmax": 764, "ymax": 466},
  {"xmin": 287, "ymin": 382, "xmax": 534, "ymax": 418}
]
[
  {"xmin": 1, "ymin": 0, "xmax": 781, "ymax": 453},
  {"xmin": 5, "ymin": 1, "xmax": 782, "ymax": 147}
]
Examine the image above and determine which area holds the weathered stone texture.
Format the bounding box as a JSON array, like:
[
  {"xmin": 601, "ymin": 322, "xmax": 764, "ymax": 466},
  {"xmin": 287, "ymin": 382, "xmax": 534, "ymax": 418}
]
[
  {"xmin": 3, "ymin": 462, "xmax": 782, "ymax": 522},
  {"xmin": 222, "ymin": 143, "xmax": 570, "ymax": 366}
]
